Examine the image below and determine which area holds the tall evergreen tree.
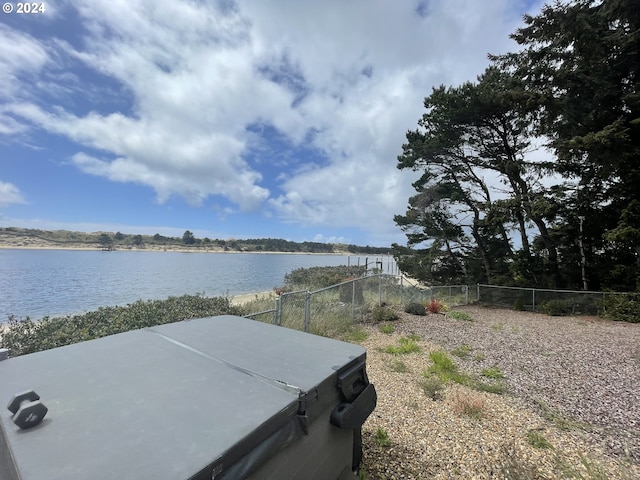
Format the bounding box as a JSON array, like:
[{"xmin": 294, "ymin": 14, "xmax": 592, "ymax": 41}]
[{"xmin": 495, "ymin": 0, "xmax": 640, "ymax": 289}]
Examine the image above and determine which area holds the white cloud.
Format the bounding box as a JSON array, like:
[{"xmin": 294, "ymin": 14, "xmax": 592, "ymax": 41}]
[
  {"xmin": 1, "ymin": 0, "xmax": 545, "ymax": 242},
  {"xmin": 0, "ymin": 181, "xmax": 26, "ymax": 207}
]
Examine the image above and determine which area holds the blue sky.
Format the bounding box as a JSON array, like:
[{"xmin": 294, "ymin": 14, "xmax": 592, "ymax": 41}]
[{"xmin": 1, "ymin": 0, "xmax": 544, "ymax": 247}]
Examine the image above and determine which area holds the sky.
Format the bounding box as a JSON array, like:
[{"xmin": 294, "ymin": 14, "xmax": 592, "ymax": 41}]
[{"xmin": 1, "ymin": 0, "xmax": 545, "ymax": 247}]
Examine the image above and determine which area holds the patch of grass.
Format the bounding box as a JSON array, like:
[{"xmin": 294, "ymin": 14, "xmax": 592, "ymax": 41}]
[
  {"xmin": 379, "ymin": 323, "xmax": 395, "ymax": 334},
  {"xmin": 491, "ymin": 322, "xmax": 505, "ymax": 332},
  {"xmin": 384, "ymin": 336, "xmax": 421, "ymax": 355},
  {"xmin": 426, "ymin": 350, "xmax": 468, "ymax": 385},
  {"xmin": 341, "ymin": 326, "xmax": 369, "ymax": 343},
  {"xmin": 451, "ymin": 343, "xmax": 473, "ymax": 358},
  {"xmin": 526, "ymin": 429, "xmax": 554, "ymax": 449},
  {"xmin": 374, "ymin": 427, "xmax": 391, "ymax": 447},
  {"xmin": 388, "ymin": 359, "xmax": 410, "ymax": 373},
  {"xmin": 481, "ymin": 366, "xmax": 505, "ymax": 379},
  {"xmin": 447, "ymin": 310, "xmax": 472, "ymax": 321},
  {"xmin": 473, "ymin": 352, "xmax": 485, "ymax": 361}
]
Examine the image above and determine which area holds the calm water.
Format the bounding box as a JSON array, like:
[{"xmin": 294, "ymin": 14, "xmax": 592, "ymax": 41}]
[{"xmin": 0, "ymin": 249, "xmax": 396, "ymax": 320}]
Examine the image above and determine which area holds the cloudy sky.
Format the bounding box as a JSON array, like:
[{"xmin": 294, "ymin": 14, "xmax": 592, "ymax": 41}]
[{"xmin": 1, "ymin": 0, "xmax": 543, "ymax": 247}]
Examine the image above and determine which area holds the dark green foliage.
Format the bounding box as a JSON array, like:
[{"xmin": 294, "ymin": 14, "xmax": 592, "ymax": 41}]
[
  {"xmin": 395, "ymin": 0, "xmax": 640, "ymax": 292},
  {"xmin": 284, "ymin": 266, "xmax": 366, "ymax": 289},
  {"xmin": 369, "ymin": 305, "xmax": 399, "ymax": 323},
  {"xmin": 404, "ymin": 302, "xmax": 426, "ymax": 316},
  {"xmin": 1, "ymin": 228, "xmax": 391, "ymax": 255},
  {"xmin": 1, "ymin": 295, "xmax": 241, "ymax": 356},
  {"xmin": 603, "ymin": 294, "xmax": 640, "ymax": 323},
  {"xmin": 98, "ymin": 233, "xmax": 113, "ymax": 250},
  {"xmin": 514, "ymin": 298, "xmax": 524, "ymax": 311},
  {"xmin": 182, "ymin": 230, "xmax": 196, "ymax": 245}
]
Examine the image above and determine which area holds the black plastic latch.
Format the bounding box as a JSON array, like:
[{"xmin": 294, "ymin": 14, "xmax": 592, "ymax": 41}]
[{"xmin": 330, "ymin": 383, "xmax": 377, "ymax": 429}]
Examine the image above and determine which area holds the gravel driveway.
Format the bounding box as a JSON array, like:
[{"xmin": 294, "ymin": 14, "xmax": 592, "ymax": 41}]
[{"xmin": 358, "ymin": 305, "xmax": 640, "ymax": 479}]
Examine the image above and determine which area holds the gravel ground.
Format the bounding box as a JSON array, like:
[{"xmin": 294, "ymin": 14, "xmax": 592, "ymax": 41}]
[{"xmin": 357, "ymin": 305, "xmax": 640, "ymax": 479}]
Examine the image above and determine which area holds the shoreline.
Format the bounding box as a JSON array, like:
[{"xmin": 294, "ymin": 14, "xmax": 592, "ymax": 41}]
[
  {"xmin": 0, "ymin": 245, "xmax": 354, "ymax": 255},
  {"xmin": 230, "ymin": 290, "xmax": 275, "ymax": 306}
]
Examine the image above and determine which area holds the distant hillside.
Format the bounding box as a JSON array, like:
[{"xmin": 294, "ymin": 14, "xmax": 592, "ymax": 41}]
[{"xmin": 0, "ymin": 227, "xmax": 393, "ymax": 255}]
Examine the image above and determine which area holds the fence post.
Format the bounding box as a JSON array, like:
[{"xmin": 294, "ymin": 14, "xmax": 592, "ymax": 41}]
[
  {"xmin": 352, "ymin": 280, "xmax": 356, "ymax": 321},
  {"xmin": 274, "ymin": 296, "xmax": 282, "ymax": 326},
  {"xmin": 304, "ymin": 291, "xmax": 311, "ymax": 333},
  {"xmin": 378, "ymin": 274, "xmax": 382, "ymax": 306},
  {"xmin": 465, "ymin": 285, "xmax": 469, "ymax": 305},
  {"xmin": 532, "ymin": 289, "xmax": 536, "ymax": 312},
  {"xmin": 476, "ymin": 284, "xmax": 480, "ymax": 303}
]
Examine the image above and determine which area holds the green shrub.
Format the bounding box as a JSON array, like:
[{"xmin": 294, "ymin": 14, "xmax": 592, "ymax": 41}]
[
  {"xmin": 370, "ymin": 305, "xmax": 399, "ymax": 322},
  {"xmin": 604, "ymin": 294, "xmax": 640, "ymax": 323},
  {"xmin": 404, "ymin": 302, "xmax": 426, "ymax": 316},
  {"xmin": 284, "ymin": 266, "xmax": 365, "ymax": 289},
  {"xmin": 514, "ymin": 298, "xmax": 524, "ymax": 311},
  {"xmin": 1, "ymin": 295, "xmax": 240, "ymax": 356}
]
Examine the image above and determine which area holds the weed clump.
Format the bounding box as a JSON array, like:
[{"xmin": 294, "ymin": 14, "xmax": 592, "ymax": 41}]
[
  {"xmin": 420, "ymin": 376, "xmax": 444, "ymax": 400},
  {"xmin": 450, "ymin": 390, "xmax": 486, "ymax": 420},
  {"xmin": 451, "ymin": 344, "xmax": 473, "ymax": 358},
  {"xmin": 379, "ymin": 323, "xmax": 395, "ymax": 334},
  {"xmin": 481, "ymin": 366, "xmax": 505, "ymax": 379},
  {"xmin": 374, "ymin": 427, "xmax": 391, "ymax": 447},
  {"xmin": 526, "ymin": 430, "xmax": 553, "ymax": 449},
  {"xmin": 426, "ymin": 350, "xmax": 467, "ymax": 385},
  {"xmin": 384, "ymin": 336, "xmax": 421, "ymax": 355},
  {"xmin": 447, "ymin": 310, "xmax": 472, "ymax": 321},
  {"xmin": 369, "ymin": 305, "xmax": 399, "ymax": 322}
]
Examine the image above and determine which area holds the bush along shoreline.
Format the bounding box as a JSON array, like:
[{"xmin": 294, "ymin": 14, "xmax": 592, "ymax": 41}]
[{"xmin": 1, "ymin": 295, "xmax": 242, "ymax": 357}]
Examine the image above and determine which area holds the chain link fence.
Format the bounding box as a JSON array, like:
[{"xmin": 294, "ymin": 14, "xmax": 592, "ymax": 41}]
[
  {"xmin": 476, "ymin": 284, "xmax": 628, "ymax": 315},
  {"xmin": 245, "ymin": 279, "xmax": 637, "ymax": 331},
  {"xmin": 245, "ymin": 274, "xmax": 470, "ymax": 334}
]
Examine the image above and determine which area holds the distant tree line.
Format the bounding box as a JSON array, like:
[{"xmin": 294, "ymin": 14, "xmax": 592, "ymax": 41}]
[
  {"xmin": 393, "ymin": 0, "xmax": 639, "ymax": 292},
  {"xmin": 2, "ymin": 228, "xmax": 393, "ymax": 255}
]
